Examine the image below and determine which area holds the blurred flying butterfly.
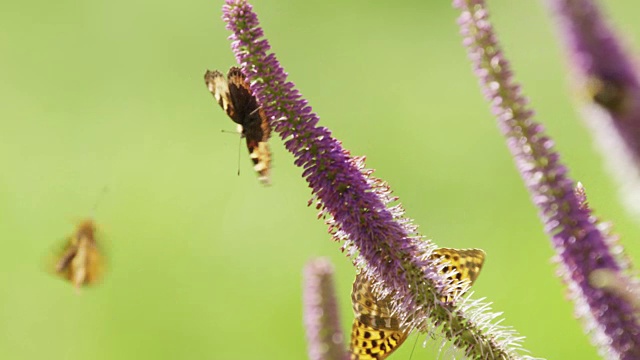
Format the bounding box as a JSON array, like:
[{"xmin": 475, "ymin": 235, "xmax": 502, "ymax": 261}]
[
  {"xmin": 585, "ymin": 76, "xmax": 628, "ymax": 113},
  {"xmin": 49, "ymin": 219, "xmax": 105, "ymax": 289},
  {"xmin": 349, "ymin": 248, "xmax": 485, "ymax": 360},
  {"xmin": 204, "ymin": 67, "xmax": 272, "ymax": 185}
]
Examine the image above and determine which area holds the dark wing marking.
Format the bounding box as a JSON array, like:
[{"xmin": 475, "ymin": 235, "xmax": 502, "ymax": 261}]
[
  {"xmin": 204, "ymin": 67, "xmax": 272, "ymax": 184},
  {"xmin": 349, "ymin": 248, "xmax": 486, "ymax": 359}
]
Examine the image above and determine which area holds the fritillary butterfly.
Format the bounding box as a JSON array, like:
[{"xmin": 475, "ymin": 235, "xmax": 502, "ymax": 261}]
[{"xmin": 349, "ymin": 248, "xmax": 486, "ymax": 359}]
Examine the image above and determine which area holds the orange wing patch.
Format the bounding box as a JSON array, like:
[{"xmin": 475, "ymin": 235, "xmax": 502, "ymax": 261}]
[{"xmin": 51, "ymin": 219, "xmax": 105, "ymax": 288}]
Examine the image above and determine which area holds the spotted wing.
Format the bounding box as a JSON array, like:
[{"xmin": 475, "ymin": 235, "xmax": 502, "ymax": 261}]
[
  {"xmin": 351, "ymin": 272, "xmax": 399, "ymax": 328},
  {"xmin": 204, "ymin": 67, "xmax": 272, "ymax": 184},
  {"xmin": 350, "ymin": 319, "xmax": 407, "ymax": 360},
  {"xmin": 429, "ymin": 248, "xmax": 485, "ymax": 301},
  {"xmin": 349, "ymin": 248, "xmax": 485, "ymax": 359},
  {"xmin": 350, "ymin": 273, "xmax": 408, "ymax": 360}
]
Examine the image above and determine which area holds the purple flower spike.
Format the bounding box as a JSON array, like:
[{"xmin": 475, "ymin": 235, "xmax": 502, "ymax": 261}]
[
  {"xmin": 223, "ymin": 1, "xmax": 528, "ymax": 358},
  {"xmin": 547, "ymin": 0, "xmax": 640, "ymax": 215},
  {"xmin": 590, "ymin": 269, "xmax": 640, "ymax": 314},
  {"xmin": 454, "ymin": 0, "xmax": 640, "ymax": 358},
  {"xmin": 303, "ymin": 258, "xmax": 348, "ymax": 360}
]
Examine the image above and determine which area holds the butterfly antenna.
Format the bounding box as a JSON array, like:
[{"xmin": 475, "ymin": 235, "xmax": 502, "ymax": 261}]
[
  {"xmin": 237, "ymin": 135, "xmax": 242, "ymax": 176},
  {"xmin": 90, "ymin": 186, "xmax": 110, "ymax": 218},
  {"xmin": 408, "ymin": 334, "xmax": 419, "ymax": 360},
  {"xmin": 220, "ymin": 128, "xmax": 243, "ymax": 176}
]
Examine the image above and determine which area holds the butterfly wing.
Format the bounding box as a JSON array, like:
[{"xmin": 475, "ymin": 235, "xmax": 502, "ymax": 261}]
[
  {"xmin": 204, "ymin": 67, "xmax": 272, "ymax": 184},
  {"xmin": 350, "ymin": 319, "xmax": 407, "ymax": 360},
  {"xmin": 349, "ymin": 248, "xmax": 486, "ymax": 359},
  {"xmin": 351, "ymin": 273, "xmax": 399, "ymax": 328},
  {"xmin": 49, "ymin": 219, "xmax": 105, "ymax": 288},
  {"xmin": 350, "ymin": 273, "xmax": 408, "ymax": 360},
  {"xmin": 74, "ymin": 237, "xmax": 105, "ymax": 287},
  {"xmin": 204, "ymin": 70, "xmax": 235, "ymax": 119},
  {"xmin": 429, "ymin": 248, "xmax": 485, "ymax": 302},
  {"xmin": 47, "ymin": 236, "xmax": 77, "ymax": 278}
]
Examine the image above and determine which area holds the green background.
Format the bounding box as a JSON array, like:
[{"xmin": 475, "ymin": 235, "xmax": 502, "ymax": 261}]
[{"xmin": 1, "ymin": 0, "xmax": 639, "ymax": 359}]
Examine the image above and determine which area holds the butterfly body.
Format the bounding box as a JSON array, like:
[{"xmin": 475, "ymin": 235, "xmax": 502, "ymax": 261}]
[
  {"xmin": 204, "ymin": 67, "xmax": 271, "ymax": 184},
  {"xmin": 52, "ymin": 219, "xmax": 105, "ymax": 288},
  {"xmin": 349, "ymin": 248, "xmax": 485, "ymax": 360}
]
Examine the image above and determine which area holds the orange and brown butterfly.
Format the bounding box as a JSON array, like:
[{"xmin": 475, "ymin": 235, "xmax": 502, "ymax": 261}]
[
  {"xmin": 349, "ymin": 248, "xmax": 485, "ymax": 360},
  {"xmin": 49, "ymin": 218, "xmax": 105, "ymax": 289},
  {"xmin": 204, "ymin": 67, "xmax": 272, "ymax": 185}
]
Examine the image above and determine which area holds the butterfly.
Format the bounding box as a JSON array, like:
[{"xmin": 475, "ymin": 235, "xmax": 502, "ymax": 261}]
[
  {"xmin": 585, "ymin": 76, "xmax": 628, "ymax": 113},
  {"xmin": 204, "ymin": 67, "xmax": 272, "ymax": 185},
  {"xmin": 349, "ymin": 248, "xmax": 486, "ymax": 360},
  {"xmin": 49, "ymin": 219, "xmax": 105, "ymax": 289}
]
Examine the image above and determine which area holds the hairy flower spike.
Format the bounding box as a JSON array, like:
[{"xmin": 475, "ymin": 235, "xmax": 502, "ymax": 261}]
[
  {"xmin": 223, "ymin": 0, "xmax": 529, "ymax": 358},
  {"xmin": 454, "ymin": 0, "xmax": 640, "ymax": 358},
  {"xmin": 303, "ymin": 258, "xmax": 348, "ymax": 360},
  {"xmin": 547, "ymin": 0, "xmax": 640, "ymax": 216}
]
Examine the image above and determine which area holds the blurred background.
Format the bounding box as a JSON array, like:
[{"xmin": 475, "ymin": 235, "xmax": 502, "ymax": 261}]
[{"xmin": 1, "ymin": 0, "xmax": 639, "ymax": 359}]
